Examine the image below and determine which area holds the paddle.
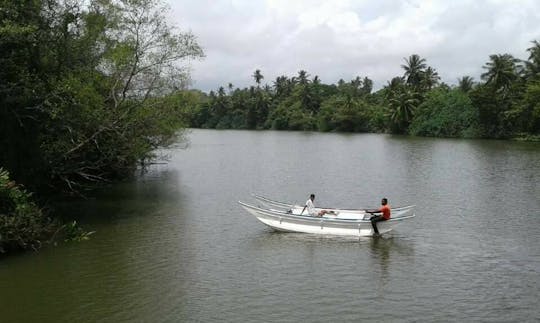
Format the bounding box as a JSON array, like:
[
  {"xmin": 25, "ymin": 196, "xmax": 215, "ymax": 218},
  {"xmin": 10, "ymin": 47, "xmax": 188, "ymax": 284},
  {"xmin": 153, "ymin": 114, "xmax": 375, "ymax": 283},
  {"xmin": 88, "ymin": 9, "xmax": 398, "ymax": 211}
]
[{"xmin": 300, "ymin": 205, "xmax": 307, "ymax": 215}]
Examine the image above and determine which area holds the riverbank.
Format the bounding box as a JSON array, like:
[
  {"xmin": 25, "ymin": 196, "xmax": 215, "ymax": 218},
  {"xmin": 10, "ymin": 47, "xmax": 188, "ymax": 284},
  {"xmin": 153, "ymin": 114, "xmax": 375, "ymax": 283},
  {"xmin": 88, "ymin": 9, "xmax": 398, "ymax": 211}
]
[{"xmin": 0, "ymin": 168, "xmax": 93, "ymax": 255}]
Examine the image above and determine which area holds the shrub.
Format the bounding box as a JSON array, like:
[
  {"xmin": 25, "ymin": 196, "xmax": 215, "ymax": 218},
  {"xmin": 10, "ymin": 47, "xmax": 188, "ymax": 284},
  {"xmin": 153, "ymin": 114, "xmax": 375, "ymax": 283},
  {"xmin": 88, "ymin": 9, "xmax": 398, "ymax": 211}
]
[
  {"xmin": 0, "ymin": 168, "xmax": 54, "ymax": 253},
  {"xmin": 409, "ymin": 88, "xmax": 481, "ymax": 138}
]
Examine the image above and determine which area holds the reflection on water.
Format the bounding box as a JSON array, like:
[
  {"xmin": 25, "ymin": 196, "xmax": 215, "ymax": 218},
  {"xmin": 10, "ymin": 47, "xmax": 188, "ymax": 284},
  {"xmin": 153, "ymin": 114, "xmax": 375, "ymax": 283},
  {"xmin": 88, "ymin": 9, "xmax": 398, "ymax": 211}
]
[{"xmin": 1, "ymin": 130, "xmax": 539, "ymax": 322}]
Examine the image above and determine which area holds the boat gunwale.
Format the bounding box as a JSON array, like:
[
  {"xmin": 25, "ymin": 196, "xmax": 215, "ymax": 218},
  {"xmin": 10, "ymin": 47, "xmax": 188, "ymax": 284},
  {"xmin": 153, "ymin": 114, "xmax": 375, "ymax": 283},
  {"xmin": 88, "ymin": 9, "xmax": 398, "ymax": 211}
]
[
  {"xmin": 251, "ymin": 194, "xmax": 416, "ymax": 212},
  {"xmin": 238, "ymin": 201, "xmax": 416, "ymax": 223}
]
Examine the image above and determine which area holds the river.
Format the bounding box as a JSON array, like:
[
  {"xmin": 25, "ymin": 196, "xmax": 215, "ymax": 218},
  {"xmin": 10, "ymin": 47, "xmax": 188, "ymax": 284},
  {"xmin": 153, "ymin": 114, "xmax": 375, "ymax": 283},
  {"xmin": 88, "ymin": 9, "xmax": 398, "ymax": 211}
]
[{"xmin": 1, "ymin": 129, "xmax": 539, "ymax": 322}]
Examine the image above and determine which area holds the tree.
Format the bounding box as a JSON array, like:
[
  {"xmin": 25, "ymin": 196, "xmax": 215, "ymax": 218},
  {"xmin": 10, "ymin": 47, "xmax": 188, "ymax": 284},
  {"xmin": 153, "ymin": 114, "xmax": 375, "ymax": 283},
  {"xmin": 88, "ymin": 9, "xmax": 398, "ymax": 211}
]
[
  {"xmin": 384, "ymin": 77, "xmax": 405, "ymax": 93},
  {"xmin": 253, "ymin": 69, "xmax": 264, "ymax": 86},
  {"xmin": 481, "ymin": 54, "xmax": 522, "ymax": 93},
  {"xmin": 273, "ymin": 75, "xmax": 292, "ymax": 98},
  {"xmin": 296, "ymin": 70, "xmax": 310, "ymax": 86},
  {"xmin": 457, "ymin": 76, "xmax": 475, "ymax": 93},
  {"xmin": 331, "ymin": 95, "xmax": 371, "ymax": 132},
  {"xmin": 469, "ymin": 83, "xmax": 509, "ymax": 137},
  {"xmin": 525, "ymin": 40, "xmax": 540, "ymax": 80},
  {"xmin": 0, "ymin": 0, "xmax": 204, "ymax": 192},
  {"xmin": 361, "ymin": 76, "xmax": 373, "ymax": 96},
  {"xmin": 474, "ymin": 53, "xmax": 525, "ymax": 137},
  {"xmin": 388, "ymin": 89, "xmax": 420, "ymax": 133},
  {"xmin": 0, "ymin": 168, "xmax": 54, "ymax": 253},
  {"xmin": 523, "ymin": 82, "xmax": 540, "ymax": 134},
  {"xmin": 402, "ymin": 54, "xmax": 427, "ymax": 88},
  {"xmin": 422, "ymin": 66, "xmax": 440, "ymax": 90},
  {"xmin": 409, "ymin": 88, "xmax": 480, "ymax": 137}
]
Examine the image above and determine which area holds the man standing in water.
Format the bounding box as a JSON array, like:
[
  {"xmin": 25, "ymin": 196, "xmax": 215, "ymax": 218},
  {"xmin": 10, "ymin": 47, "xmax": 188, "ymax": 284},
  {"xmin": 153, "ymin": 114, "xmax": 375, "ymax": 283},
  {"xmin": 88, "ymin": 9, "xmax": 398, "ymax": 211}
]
[{"xmin": 366, "ymin": 198, "xmax": 391, "ymax": 236}]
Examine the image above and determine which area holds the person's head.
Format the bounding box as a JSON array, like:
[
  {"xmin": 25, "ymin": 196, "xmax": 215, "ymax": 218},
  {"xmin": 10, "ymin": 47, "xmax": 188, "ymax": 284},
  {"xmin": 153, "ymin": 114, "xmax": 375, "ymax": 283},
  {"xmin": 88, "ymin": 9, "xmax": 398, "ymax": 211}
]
[
  {"xmin": 310, "ymin": 194, "xmax": 315, "ymax": 201},
  {"xmin": 381, "ymin": 198, "xmax": 388, "ymax": 205}
]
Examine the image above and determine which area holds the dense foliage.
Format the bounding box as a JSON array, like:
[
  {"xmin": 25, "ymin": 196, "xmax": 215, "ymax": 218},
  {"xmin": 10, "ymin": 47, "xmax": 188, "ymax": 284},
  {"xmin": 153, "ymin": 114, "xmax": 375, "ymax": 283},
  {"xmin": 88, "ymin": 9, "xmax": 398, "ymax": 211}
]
[
  {"xmin": 189, "ymin": 42, "xmax": 540, "ymax": 141},
  {"xmin": 0, "ymin": 0, "xmax": 202, "ymax": 254},
  {"xmin": 0, "ymin": 168, "xmax": 94, "ymax": 254},
  {"xmin": 0, "ymin": 0, "xmax": 203, "ymax": 193},
  {"xmin": 409, "ymin": 88, "xmax": 479, "ymax": 138},
  {"xmin": 0, "ymin": 168, "xmax": 54, "ymax": 253}
]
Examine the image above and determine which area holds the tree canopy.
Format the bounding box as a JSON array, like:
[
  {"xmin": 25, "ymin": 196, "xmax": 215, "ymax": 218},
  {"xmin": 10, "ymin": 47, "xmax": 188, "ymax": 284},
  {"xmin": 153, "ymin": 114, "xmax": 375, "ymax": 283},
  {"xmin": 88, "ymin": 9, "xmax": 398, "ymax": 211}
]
[{"xmin": 0, "ymin": 0, "xmax": 204, "ymax": 193}]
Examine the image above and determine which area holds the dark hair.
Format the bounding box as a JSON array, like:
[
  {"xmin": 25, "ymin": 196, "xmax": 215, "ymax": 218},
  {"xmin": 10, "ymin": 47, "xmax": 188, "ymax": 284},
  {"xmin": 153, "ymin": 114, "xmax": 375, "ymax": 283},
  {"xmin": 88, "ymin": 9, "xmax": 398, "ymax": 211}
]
[
  {"xmin": 310, "ymin": 194, "xmax": 315, "ymax": 199},
  {"xmin": 382, "ymin": 197, "xmax": 388, "ymax": 203}
]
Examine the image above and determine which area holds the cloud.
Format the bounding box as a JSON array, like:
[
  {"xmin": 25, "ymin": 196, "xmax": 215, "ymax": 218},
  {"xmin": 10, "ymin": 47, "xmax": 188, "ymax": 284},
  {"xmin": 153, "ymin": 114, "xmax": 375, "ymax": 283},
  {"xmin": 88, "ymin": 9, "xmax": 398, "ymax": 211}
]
[{"xmin": 169, "ymin": 0, "xmax": 540, "ymax": 91}]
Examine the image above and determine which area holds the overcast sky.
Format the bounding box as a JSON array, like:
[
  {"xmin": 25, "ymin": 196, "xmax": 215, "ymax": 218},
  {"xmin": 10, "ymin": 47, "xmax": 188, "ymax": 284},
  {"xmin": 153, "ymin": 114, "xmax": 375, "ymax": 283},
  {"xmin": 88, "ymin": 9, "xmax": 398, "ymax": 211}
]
[{"xmin": 169, "ymin": 0, "xmax": 540, "ymax": 92}]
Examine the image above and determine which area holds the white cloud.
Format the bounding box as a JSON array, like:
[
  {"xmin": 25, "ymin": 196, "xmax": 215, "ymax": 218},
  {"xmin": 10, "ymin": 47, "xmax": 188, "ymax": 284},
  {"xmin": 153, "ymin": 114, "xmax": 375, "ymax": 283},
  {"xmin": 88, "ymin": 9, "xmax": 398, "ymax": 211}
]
[{"xmin": 169, "ymin": 0, "xmax": 540, "ymax": 91}]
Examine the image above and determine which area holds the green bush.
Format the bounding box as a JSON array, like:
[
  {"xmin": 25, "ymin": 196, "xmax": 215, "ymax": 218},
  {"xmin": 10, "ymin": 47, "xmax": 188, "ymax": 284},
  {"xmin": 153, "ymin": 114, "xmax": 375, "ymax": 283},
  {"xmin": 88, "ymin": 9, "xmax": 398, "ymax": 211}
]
[
  {"xmin": 0, "ymin": 168, "xmax": 54, "ymax": 253},
  {"xmin": 409, "ymin": 88, "xmax": 481, "ymax": 138}
]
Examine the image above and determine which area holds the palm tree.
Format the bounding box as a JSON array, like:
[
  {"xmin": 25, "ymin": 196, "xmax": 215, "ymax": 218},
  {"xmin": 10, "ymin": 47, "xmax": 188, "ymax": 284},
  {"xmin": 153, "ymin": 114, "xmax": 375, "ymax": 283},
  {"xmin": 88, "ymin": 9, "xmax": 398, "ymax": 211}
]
[
  {"xmin": 217, "ymin": 86, "xmax": 226, "ymax": 96},
  {"xmin": 525, "ymin": 40, "xmax": 540, "ymax": 80},
  {"xmin": 383, "ymin": 77, "xmax": 405, "ymax": 100},
  {"xmin": 332, "ymin": 94, "xmax": 363, "ymax": 132},
  {"xmin": 389, "ymin": 89, "xmax": 419, "ymax": 133},
  {"xmin": 402, "ymin": 54, "xmax": 427, "ymax": 87},
  {"xmin": 457, "ymin": 76, "xmax": 474, "ymax": 92},
  {"xmin": 386, "ymin": 77, "xmax": 404, "ymax": 89},
  {"xmin": 351, "ymin": 76, "xmax": 362, "ymax": 89},
  {"xmin": 252, "ymin": 69, "xmax": 264, "ymax": 86},
  {"xmin": 214, "ymin": 87, "xmax": 228, "ymax": 120},
  {"xmin": 361, "ymin": 76, "xmax": 373, "ymax": 95},
  {"xmin": 422, "ymin": 66, "xmax": 440, "ymax": 90},
  {"xmin": 297, "ymin": 70, "xmax": 310, "ymax": 86},
  {"xmin": 273, "ymin": 75, "xmax": 291, "ymax": 98},
  {"xmin": 481, "ymin": 54, "xmax": 521, "ymax": 91}
]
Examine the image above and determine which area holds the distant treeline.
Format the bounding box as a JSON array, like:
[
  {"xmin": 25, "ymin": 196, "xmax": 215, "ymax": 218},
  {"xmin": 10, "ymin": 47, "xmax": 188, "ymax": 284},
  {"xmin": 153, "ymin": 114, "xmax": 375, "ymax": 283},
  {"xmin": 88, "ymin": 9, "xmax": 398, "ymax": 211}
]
[{"xmin": 185, "ymin": 41, "xmax": 540, "ymax": 140}]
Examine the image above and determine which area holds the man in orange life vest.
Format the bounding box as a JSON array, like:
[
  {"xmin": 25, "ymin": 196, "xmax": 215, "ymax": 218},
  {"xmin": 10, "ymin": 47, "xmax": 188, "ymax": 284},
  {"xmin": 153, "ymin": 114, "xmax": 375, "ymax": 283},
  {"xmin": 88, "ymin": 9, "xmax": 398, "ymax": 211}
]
[{"xmin": 366, "ymin": 198, "xmax": 391, "ymax": 236}]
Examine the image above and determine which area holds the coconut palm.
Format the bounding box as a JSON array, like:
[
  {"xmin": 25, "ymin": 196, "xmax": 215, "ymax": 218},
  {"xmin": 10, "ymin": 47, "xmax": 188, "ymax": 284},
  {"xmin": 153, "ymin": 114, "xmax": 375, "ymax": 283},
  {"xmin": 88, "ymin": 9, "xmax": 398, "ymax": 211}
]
[
  {"xmin": 422, "ymin": 66, "xmax": 440, "ymax": 90},
  {"xmin": 457, "ymin": 76, "xmax": 474, "ymax": 92},
  {"xmin": 383, "ymin": 77, "xmax": 405, "ymax": 100},
  {"xmin": 296, "ymin": 70, "xmax": 310, "ymax": 86},
  {"xmin": 252, "ymin": 69, "xmax": 264, "ymax": 86},
  {"xmin": 388, "ymin": 89, "xmax": 420, "ymax": 133},
  {"xmin": 481, "ymin": 54, "xmax": 521, "ymax": 91},
  {"xmin": 351, "ymin": 76, "xmax": 362, "ymax": 89},
  {"xmin": 525, "ymin": 40, "xmax": 540, "ymax": 80},
  {"xmin": 361, "ymin": 76, "xmax": 373, "ymax": 95},
  {"xmin": 402, "ymin": 54, "xmax": 427, "ymax": 87},
  {"xmin": 273, "ymin": 75, "xmax": 291, "ymax": 98}
]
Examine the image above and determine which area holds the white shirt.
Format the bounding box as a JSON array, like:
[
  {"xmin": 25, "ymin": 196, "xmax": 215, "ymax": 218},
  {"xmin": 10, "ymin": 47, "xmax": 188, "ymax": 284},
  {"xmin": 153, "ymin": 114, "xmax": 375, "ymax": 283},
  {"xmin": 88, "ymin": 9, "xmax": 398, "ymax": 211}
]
[{"xmin": 306, "ymin": 198, "xmax": 316, "ymax": 216}]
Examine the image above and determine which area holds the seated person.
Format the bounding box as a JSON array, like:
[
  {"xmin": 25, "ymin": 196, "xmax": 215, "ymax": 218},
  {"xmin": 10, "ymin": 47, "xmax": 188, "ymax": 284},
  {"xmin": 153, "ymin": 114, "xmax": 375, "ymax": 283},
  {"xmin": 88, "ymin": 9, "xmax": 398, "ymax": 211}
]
[
  {"xmin": 366, "ymin": 197, "xmax": 391, "ymax": 235},
  {"xmin": 304, "ymin": 194, "xmax": 331, "ymax": 217}
]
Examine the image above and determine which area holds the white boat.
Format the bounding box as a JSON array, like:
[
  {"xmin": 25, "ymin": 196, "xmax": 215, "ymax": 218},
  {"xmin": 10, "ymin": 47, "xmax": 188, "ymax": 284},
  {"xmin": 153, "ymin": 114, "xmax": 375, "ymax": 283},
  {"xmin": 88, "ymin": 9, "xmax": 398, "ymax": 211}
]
[{"xmin": 238, "ymin": 198, "xmax": 416, "ymax": 237}]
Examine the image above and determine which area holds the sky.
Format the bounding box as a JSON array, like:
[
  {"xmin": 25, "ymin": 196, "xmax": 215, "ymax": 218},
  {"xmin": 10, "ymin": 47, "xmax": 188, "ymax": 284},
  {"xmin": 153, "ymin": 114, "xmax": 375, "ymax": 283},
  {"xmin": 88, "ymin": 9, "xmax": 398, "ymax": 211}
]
[{"xmin": 168, "ymin": 0, "xmax": 540, "ymax": 92}]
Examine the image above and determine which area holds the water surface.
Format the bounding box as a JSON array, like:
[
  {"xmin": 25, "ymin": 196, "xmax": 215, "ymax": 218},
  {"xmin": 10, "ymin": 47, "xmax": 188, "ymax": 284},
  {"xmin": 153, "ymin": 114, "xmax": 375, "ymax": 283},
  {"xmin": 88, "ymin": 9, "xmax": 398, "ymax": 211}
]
[{"xmin": 1, "ymin": 130, "xmax": 539, "ymax": 322}]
